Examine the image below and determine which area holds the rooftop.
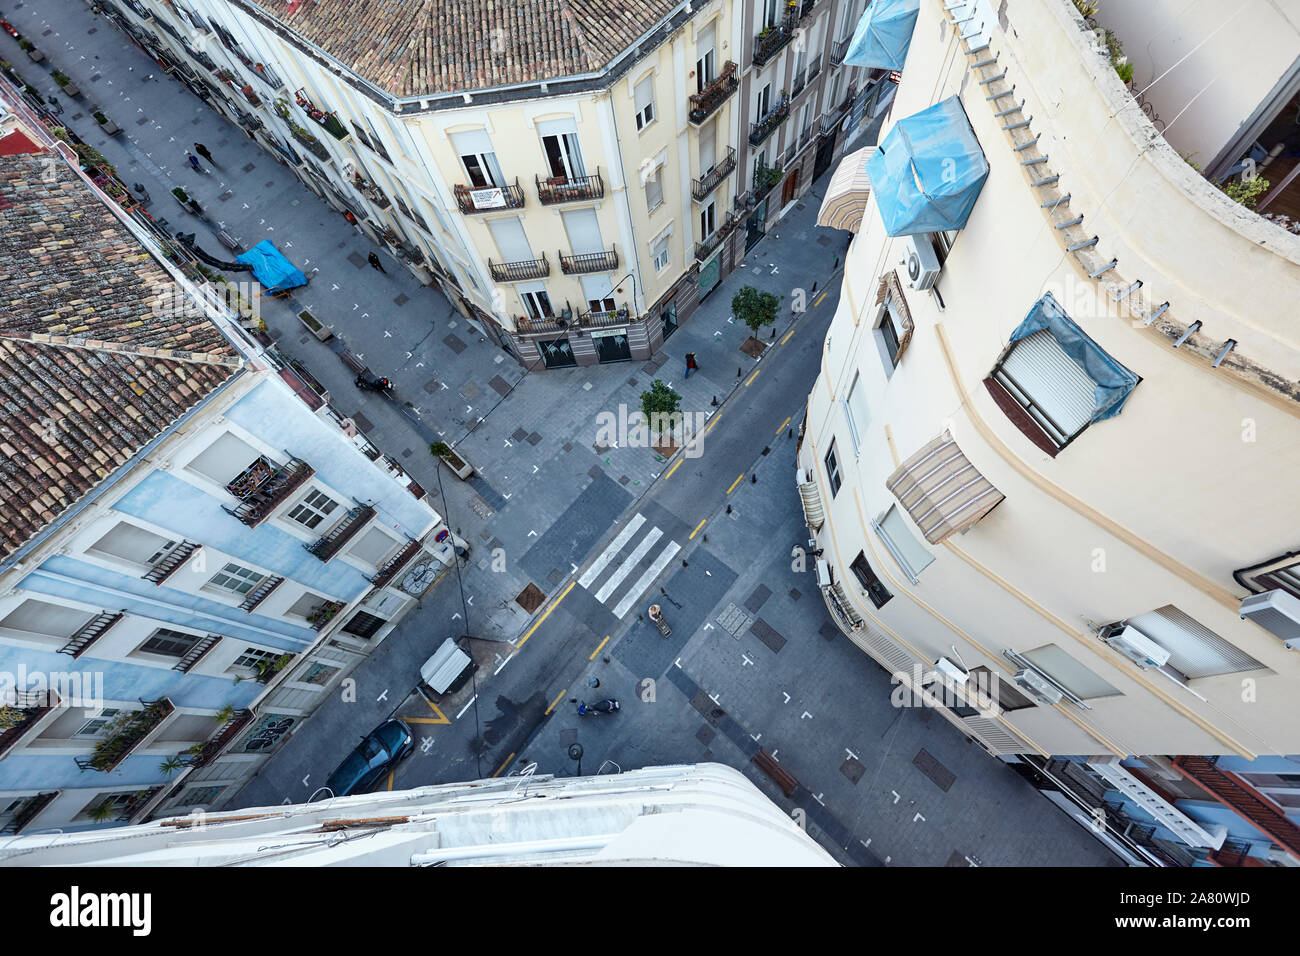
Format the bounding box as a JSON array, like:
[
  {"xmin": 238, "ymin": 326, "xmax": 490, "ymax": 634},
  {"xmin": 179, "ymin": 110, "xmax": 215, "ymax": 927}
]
[
  {"xmin": 0, "ymin": 108, "xmax": 240, "ymax": 562},
  {"xmin": 254, "ymin": 0, "xmax": 680, "ymax": 97}
]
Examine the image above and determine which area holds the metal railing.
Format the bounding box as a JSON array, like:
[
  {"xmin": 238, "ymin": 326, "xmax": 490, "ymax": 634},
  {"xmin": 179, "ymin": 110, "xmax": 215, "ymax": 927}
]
[
  {"xmin": 239, "ymin": 574, "xmax": 285, "ymax": 612},
  {"xmin": 692, "ymin": 147, "xmax": 737, "ymax": 201},
  {"xmin": 749, "ymin": 96, "xmax": 790, "ymax": 146},
  {"xmin": 578, "ymin": 304, "xmax": 632, "ymax": 329},
  {"xmin": 753, "ymin": 14, "xmax": 796, "ymax": 67},
  {"xmin": 489, "ymin": 253, "xmax": 550, "ymax": 282},
  {"xmin": 560, "ymin": 247, "xmax": 619, "ymax": 275},
  {"xmin": 306, "ymin": 505, "xmax": 376, "ymax": 561},
  {"xmin": 694, "ymin": 213, "xmax": 738, "ymax": 262},
  {"xmin": 222, "ymin": 457, "xmax": 315, "ymax": 528},
  {"xmin": 807, "ymin": 53, "xmax": 822, "ymax": 83},
  {"xmin": 172, "ymin": 634, "xmax": 221, "ymax": 673},
  {"xmin": 791, "ymin": 69, "xmax": 807, "ymax": 99},
  {"xmin": 536, "ymin": 169, "xmax": 604, "ymax": 205},
  {"xmin": 184, "ymin": 709, "xmax": 255, "ymax": 769},
  {"xmin": 831, "ymin": 36, "xmax": 851, "ymax": 66},
  {"xmin": 295, "ymin": 88, "xmax": 348, "ymax": 140},
  {"xmin": 820, "ymin": 85, "xmax": 858, "ymax": 134},
  {"xmin": 688, "ymin": 61, "xmax": 739, "ymax": 125},
  {"xmin": 58, "ymin": 610, "xmax": 126, "ymax": 657},
  {"xmin": 454, "ymin": 179, "xmax": 526, "ymax": 214},
  {"xmin": 370, "ymin": 538, "xmax": 423, "ymax": 590},
  {"xmin": 75, "ymin": 698, "xmax": 175, "ymax": 773}
]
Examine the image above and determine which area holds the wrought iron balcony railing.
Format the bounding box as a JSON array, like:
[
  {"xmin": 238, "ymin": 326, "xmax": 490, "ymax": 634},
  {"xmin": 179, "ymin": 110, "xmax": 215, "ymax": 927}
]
[
  {"xmin": 184, "ymin": 709, "xmax": 255, "ymax": 769},
  {"xmin": 807, "ymin": 53, "xmax": 822, "ymax": 83},
  {"xmin": 239, "ymin": 575, "xmax": 284, "ymax": 612},
  {"xmin": 688, "ymin": 61, "xmax": 738, "ymax": 125},
  {"xmin": 490, "ymin": 253, "xmax": 550, "ymax": 282},
  {"xmin": 58, "ymin": 610, "xmax": 126, "ymax": 657},
  {"xmin": 831, "ymin": 36, "xmax": 851, "ymax": 66},
  {"xmin": 223, "ymin": 456, "xmax": 315, "ymax": 527},
  {"xmin": 536, "ymin": 169, "xmax": 604, "ymax": 205},
  {"xmin": 295, "ymin": 88, "xmax": 349, "ymax": 140},
  {"xmin": 560, "ymin": 247, "xmax": 619, "ymax": 275},
  {"xmin": 289, "ymin": 124, "xmax": 329, "ymax": 160},
  {"xmin": 821, "ymin": 85, "xmax": 858, "ymax": 134},
  {"xmin": 75, "ymin": 698, "xmax": 175, "ymax": 773},
  {"xmin": 172, "ymin": 634, "xmax": 221, "ymax": 673},
  {"xmin": 791, "ymin": 70, "xmax": 807, "ymax": 99},
  {"xmin": 749, "ymin": 96, "xmax": 790, "ymax": 146},
  {"xmin": 0, "ymin": 693, "xmax": 58, "ymax": 759},
  {"xmin": 305, "ymin": 505, "xmax": 376, "ymax": 561},
  {"xmin": 142, "ymin": 541, "xmax": 199, "ymax": 584},
  {"xmin": 0, "ymin": 791, "xmax": 58, "ymax": 834},
  {"xmin": 578, "ymin": 304, "xmax": 632, "ymax": 329},
  {"xmin": 351, "ymin": 175, "xmax": 390, "ymax": 208},
  {"xmin": 369, "ymin": 538, "xmax": 423, "ymax": 590},
  {"xmin": 454, "ymin": 179, "xmax": 526, "ymax": 214},
  {"xmin": 753, "ymin": 14, "xmax": 796, "ymax": 67},
  {"xmin": 695, "ymin": 213, "xmax": 738, "ymax": 262},
  {"xmin": 692, "ymin": 147, "xmax": 737, "ymax": 202}
]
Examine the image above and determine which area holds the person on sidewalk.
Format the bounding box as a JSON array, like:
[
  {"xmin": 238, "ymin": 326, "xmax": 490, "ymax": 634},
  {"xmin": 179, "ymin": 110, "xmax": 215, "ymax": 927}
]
[
  {"xmin": 367, "ymin": 251, "xmax": 387, "ymax": 274},
  {"xmin": 193, "ymin": 143, "xmax": 215, "ymax": 165},
  {"xmin": 185, "ymin": 150, "xmax": 204, "ymax": 174},
  {"xmin": 684, "ymin": 352, "xmax": 699, "ymax": 378}
]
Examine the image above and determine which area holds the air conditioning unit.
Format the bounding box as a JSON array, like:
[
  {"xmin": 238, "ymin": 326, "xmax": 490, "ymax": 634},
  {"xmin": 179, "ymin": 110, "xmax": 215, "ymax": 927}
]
[
  {"xmin": 1240, "ymin": 589, "xmax": 1300, "ymax": 649},
  {"xmin": 796, "ymin": 467, "xmax": 808, "ymax": 484},
  {"xmin": 903, "ymin": 234, "xmax": 942, "ymax": 290},
  {"xmin": 1013, "ymin": 668, "xmax": 1063, "ymax": 704},
  {"xmin": 934, "ymin": 657, "xmax": 969, "ymax": 686},
  {"xmin": 815, "ymin": 559, "xmax": 832, "ymax": 589},
  {"xmin": 1104, "ymin": 625, "xmax": 1171, "ymax": 669}
]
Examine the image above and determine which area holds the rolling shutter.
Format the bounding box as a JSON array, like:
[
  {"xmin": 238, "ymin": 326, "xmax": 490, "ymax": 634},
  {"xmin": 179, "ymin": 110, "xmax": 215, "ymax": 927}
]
[{"xmin": 996, "ymin": 329, "xmax": 1097, "ymax": 447}]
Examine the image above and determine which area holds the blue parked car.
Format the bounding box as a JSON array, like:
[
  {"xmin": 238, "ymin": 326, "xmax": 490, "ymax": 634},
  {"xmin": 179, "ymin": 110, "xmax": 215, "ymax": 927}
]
[{"xmin": 323, "ymin": 719, "xmax": 415, "ymax": 797}]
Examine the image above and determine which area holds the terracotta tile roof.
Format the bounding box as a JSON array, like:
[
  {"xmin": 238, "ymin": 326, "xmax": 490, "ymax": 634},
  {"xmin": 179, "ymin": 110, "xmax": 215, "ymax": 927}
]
[
  {"xmin": 256, "ymin": 0, "xmax": 679, "ymax": 96},
  {"xmin": 0, "ymin": 152, "xmax": 238, "ymax": 561}
]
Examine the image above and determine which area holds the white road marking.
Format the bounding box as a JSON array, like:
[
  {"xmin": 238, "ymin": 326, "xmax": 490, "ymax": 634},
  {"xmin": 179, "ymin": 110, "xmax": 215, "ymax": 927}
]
[
  {"xmin": 593, "ymin": 525, "xmax": 661, "ymax": 602},
  {"xmin": 742, "ymin": 653, "xmax": 754, "ymax": 667},
  {"xmin": 302, "ymin": 775, "xmax": 310, "ymax": 788},
  {"xmin": 812, "ymin": 793, "xmax": 825, "ymax": 806},
  {"xmin": 782, "ymin": 692, "xmax": 791, "ymax": 703},
  {"xmin": 845, "ymin": 748, "xmax": 860, "ymax": 761},
  {"xmin": 751, "ymin": 732, "xmax": 762, "ymax": 741},
  {"xmin": 376, "ymin": 689, "xmax": 388, "ymax": 703},
  {"xmin": 708, "ymin": 692, "xmax": 721, "ymax": 705},
  {"xmin": 494, "ymin": 655, "xmax": 512, "ymax": 675},
  {"xmin": 913, "ymin": 813, "xmax": 925, "ymax": 823},
  {"xmin": 891, "ymin": 791, "xmax": 900, "ymax": 804},
  {"xmin": 610, "ymin": 540, "xmax": 680, "ymax": 618},
  {"xmin": 455, "ymin": 695, "xmax": 477, "ymax": 719},
  {"xmin": 801, "ymin": 711, "xmax": 813, "ymax": 720},
  {"xmin": 578, "ymin": 514, "xmax": 647, "ymax": 588}
]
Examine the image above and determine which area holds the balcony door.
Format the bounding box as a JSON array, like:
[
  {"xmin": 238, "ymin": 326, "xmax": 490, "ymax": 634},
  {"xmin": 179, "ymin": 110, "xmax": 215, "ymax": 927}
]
[
  {"xmin": 701, "ymin": 199, "xmax": 717, "ymax": 239},
  {"xmin": 696, "ymin": 21, "xmax": 716, "ymax": 90},
  {"xmin": 487, "ymin": 217, "xmax": 534, "ymax": 264},
  {"xmin": 519, "ymin": 283, "xmax": 554, "ymax": 320},
  {"xmin": 756, "ymin": 83, "xmax": 771, "ymax": 123},
  {"xmin": 561, "ymin": 208, "xmax": 604, "ymax": 256},
  {"xmin": 450, "ymin": 129, "xmax": 506, "ymax": 189},
  {"xmin": 699, "ymin": 119, "xmax": 716, "ymax": 174},
  {"xmin": 580, "ymin": 275, "xmax": 616, "ymax": 314},
  {"xmin": 538, "ymin": 119, "xmax": 585, "ymax": 180}
]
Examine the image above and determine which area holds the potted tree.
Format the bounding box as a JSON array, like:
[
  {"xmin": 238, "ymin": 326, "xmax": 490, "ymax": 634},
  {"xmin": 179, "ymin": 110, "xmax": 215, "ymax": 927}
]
[
  {"xmin": 732, "ymin": 285, "xmax": 782, "ymax": 356},
  {"xmin": 639, "ymin": 379, "xmax": 683, "ymax": 458},
  {"xmin": 18, "ymin": 39, "xmax": 44, "ymax": 63},
  {"xmin": 93, "ymin": 110, "xmax": 121, "ymax": 135},
  {"xmin": 430, "ymin": 441, "xmax": 474, "ymax": 479},
  {"xmin": 51, "ymin": 70, "xmax": 79, "ymax": 97}
]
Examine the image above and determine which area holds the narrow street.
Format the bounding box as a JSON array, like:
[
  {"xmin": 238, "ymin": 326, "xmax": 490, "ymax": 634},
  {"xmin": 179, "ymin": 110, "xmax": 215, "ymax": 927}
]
[{"xmin": 1, "ymin": 0, "xmax": 1118, "ymax": 866}]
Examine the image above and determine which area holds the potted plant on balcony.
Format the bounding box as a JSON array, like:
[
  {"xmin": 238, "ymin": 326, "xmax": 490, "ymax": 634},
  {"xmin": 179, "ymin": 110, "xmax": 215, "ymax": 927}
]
[
  {"xmin": 51, "ymin": 70, "xmax": 79, "ymax": 97},
  {"xmin": 93, "ymin": 110, "xmax": 121, "ymax": 135},
  {"xmin": 18, "ymin": 39, "xmax": 44, "ymax": 63},
  {"xmin": 430, "ymin": 441, "xmax": 474, "ymax": 480},
  {"xmin": 0, "ymin": 705, "xmax": 24, "ymax": 730}
]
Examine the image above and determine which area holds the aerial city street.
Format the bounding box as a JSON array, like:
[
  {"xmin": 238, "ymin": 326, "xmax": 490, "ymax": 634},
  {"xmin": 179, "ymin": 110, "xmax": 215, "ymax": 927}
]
[{"xmin": 0, "ymin": 0, "xmax": 1297, "ymax": 885}]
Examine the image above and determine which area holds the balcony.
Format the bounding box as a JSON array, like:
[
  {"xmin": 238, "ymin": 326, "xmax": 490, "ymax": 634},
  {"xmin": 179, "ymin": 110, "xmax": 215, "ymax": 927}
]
[
  {"xmin": 791, "ymin": 70, "xmax": 807, "ymax": 100},
  {"xmin": 222, "ymin": 455, "xmax": 314, "ymax": 528},
  {"xmin": 799, "ymin": 123, "xmax": 815, "ymax": 151},
  {"xmin": 831, "ymin": 36, "xmax": 850, "ymax": 66},
  {"xmin": 289, "ymin": 124, "xmax": 329, "ymax": 160},
  {"xmin": 184, "ymin": 709, "xmax": 255, "ymax": 769},
  {"xmin": 305, "ymin": 504, "xmax": 376, "ymax": 561},
  {"xmin": 58, "ymin": 610, "xmax": 126, "ymax": 657},
  {"xmin": 1173, "ymin": 756, "xmax": 1300, "ymax": 858},
  {"xmin": 752, "ymin": 161, "xmax": 785, "ymax": 202},
  {"xmin": 0, "ymin": 792, "xmax": 58, "ymax": 834},
  {"xmin": 536, "ymin": 169, "xmax": 604, "ymax": 205},
  {"xmin": 692, "ymin": 147, "xmax": 737, "ymax": 201},
  {"xmin": 515, "ymin": 313, "xmax": 569, "ymax": 336},
  {"xmin": 821, "ymin": 85, "xmax": 858, "ymax": 135},
  {"xmin": 689, "ymin": 61, "xmax": 738, "ymax": 125},
  {"xmin": 454, "ymin": 179, "xmax": 526, "ymax": 214},
  {"xmin": 173, "ymin": 634, "xmax": 221, "ymax": 673},
  {"xmin": 753, "ymin": 14, "xmax": 796, "ymax": 67},
  {"xmin": 75, "ymin": 698, "xmax": 175, "ymax": 773},
  {"xmin": 807, "ymin": 54, "xmax": 822, "ymax": 83},
  {"xmin": 560, "ymin": 247, "xmax": 619, "ymax": 275},
  {"xmin": 370, "ymin": 538, "xmax": 423, "ymax": 590},
  {"xmin": 749, "ymin": 96, "xmax": 790, "ymax": 147},
  {"xmin": 142, "ymin": 541, "xmax": 199, "ymax": 584},
  {"xmin": 579, "ymin": 304, "xmax": 632, "ymax": 329},
  {"xmin": 306, "ymin": 600, "xmax": 345, "ymax": 632},
  {"xmin": 0, "ymin": 693, "xmax": 58, "ymax": 759},
  {"xmin": 239, "ymin": 84, "xmax": 262, "ymax": 108},
  {"xmin": 239, "ymin": 574, "xmax": 284, "ymax": 612},
  {"xmin": 351, "ymin": 174, "xmax": 390, "ymax": 209},
  {"xmin": 294, "ymin": 88, "xmax": 348, "ymax": 140},
  {"xmin": 695, "ymin": 213, "xmax": 739, "ymax": 262},
  {"xmin": 799, "ymin": 0, "xmax": 819, "ymax": 21},
  {"xmin": 489, "ymin": 253, "xmax": 550, "ymax": 282}
]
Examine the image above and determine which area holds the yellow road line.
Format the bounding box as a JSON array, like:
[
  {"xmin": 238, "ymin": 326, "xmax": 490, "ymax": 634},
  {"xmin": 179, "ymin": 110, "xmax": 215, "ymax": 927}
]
[
  {"xmin": 744, "ymin": 369, "xmax": 761, "ymax": 387},
  {"xmin": 407, "ymin": 715, "xmax": 449, "ymax": 725},
  {"xmin": 544, "ymin": 688, "xmax": 568, "ymax": 716},
  {"xmin": 706, "ymin": 413, "xmax": 722, "ymax": 433},
  {"xmin": 780, "ymin": 328, "xmax": 796, "ymax": 345},
  {"xmin": 726, "ymin": 473, "xmax": 744, "ymax": 495},
  {"xmin": 421, "ymin": 699, "xmax": 450, "ymax": 723},
  {"xmin": 813, "ymin": 290, "xmax": 828, "ymax": 308},
  {"xmin": 492, "ymin": 752, "xmax": 517, "ymax": 778},
  {"xmin": 689, "ymin": 518, "xmax": 707, "ymax": 540},
  {"xmin": 774, "ymin": 416, "xmax": 791, "ymax": 436},
  {"xmin": 385, "ymin": 770, "xmax": 395, "ymax": 791},
  {"xmin": 516, "ymin": 581, "xmax": 575, "ymax": 649},
  {"xmin": 589, "ymin": 636, "xmax": 610, "ymax": 660},
  {"xmin": 664, "ymin": 458, "xmax": 683, "ymax": 479}
]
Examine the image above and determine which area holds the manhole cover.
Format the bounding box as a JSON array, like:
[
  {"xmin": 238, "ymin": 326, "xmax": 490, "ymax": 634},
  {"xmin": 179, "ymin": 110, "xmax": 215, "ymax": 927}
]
[{"xmin": 516, "ymin": 583, "xmax": 546, "ymax": 614}]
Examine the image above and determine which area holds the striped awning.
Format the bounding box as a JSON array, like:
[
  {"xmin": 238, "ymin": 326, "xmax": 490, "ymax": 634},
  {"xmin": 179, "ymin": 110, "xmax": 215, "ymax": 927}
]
[
  {"xmin": 886, "ymin": 431, "xmax": 1004, "ymax": 544},
  {"xmin": 816, "ymin": 146, "xmax": 875, "ymax": 232}
]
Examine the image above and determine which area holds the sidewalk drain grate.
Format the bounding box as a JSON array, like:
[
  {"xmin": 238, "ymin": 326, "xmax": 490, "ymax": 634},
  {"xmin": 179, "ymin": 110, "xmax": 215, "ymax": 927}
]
[
  {"xmin": 789, "ymin": 587, "xmax": 802, "ymax": 601},
  {"xmin": 696, "ymin": 726, "xmax": 717, "ymax": 746},
  {"xmin": 716, "ymin": 603, "xmax": 750, "ymax": 638},
  {"xmin": 443, "ymin": 333, "xmax": 468, "ymax": 354},
  {"xmin": 913, "ymin": 749, "xmax": 956, "ymax": 792},
  {"xmin": 526, "ymin": 432, "xmax": 542, "ymax": 446},
  {"xmin": 511, "ymin": 427, "xmax": 528, "ymax": 442},
  {"xmin": 489, "ymin": 375, "xmax": 512, "ymax": 397},
  {"xmin": 840, "ymin": 756, "xmax": 865, "ymax": 784},
  {"xmin": 750, "ymin": 618, "xmax": 787, "ymax": 653},
  {"xmin": 516, "ymin": 583, "xmax": 546, "ymax": 614}
]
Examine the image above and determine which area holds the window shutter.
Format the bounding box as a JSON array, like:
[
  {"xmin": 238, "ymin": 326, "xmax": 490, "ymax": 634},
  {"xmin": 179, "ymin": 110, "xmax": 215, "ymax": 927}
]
[
  {"xmin": 1127, "ymin": 607, "xmax": 1264, "ymax": 678},
  {"xmin": 997, "ymin": 329, "xmax": 1097, "ymax": 445}
]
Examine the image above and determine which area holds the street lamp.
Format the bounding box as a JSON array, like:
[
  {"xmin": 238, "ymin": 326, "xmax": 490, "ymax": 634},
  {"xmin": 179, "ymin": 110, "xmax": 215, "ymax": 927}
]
[{"xmin": 568, "ymin": 742, "xmax": 584, "ymax": 777}]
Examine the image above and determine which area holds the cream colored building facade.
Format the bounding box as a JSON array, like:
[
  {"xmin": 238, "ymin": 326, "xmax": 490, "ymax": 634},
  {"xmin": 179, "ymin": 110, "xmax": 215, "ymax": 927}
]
[{"xmin": 801, "ymin": 0, "xmax": 1300, "ymax": 762}]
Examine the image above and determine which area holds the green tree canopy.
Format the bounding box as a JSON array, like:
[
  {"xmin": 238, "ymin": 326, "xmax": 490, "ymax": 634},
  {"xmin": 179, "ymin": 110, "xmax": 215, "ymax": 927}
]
[
  {"xmin": 639, "ymin": 379, "xmax": 682, "ymax": 439},
  {"xmin": 732, "ymin": 285, "xmax": 782, "ymax": 335}
]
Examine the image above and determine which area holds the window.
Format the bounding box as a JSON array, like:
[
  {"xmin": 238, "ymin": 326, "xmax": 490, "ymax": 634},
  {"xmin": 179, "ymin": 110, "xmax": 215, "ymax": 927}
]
[
  {"xmin": 762, "ymin": 0, "xmax": 779, "ymax": 30},
  {"xmin": 300, "ymin": 662, "xmax": 341, "ymax": 687},
  {"xmin": 457, "ymin": 146, "xmax": 505, "ymax": 189},
  {"xmin": 696, "ymin": 21, "xmax": 717, "ymax": 89},
  {"xmin": 874, "ymin": 506, "xmax": 933, "ymax": 582},
  {"xmin": 348, "ymin": 526, "xmax": 399, "ymax": 567},
  {"xmin": 541, "ymin": 131, "xmax": 585, "ymax": 180},
  {"xmin": 287, "ymin": 488, "xmax": 339, "ymax": 530},
  {"xmin": 139, "ymin": 628, "xmax": 203, "ymax": 658},
  {"xmin": 0, "ymin": 599, "xmax": 94, "ymax": 641},
  {"xmin": 394, "ymin": 195, "xmax": 428, "ymax": 232},
  {"xmin": 652, "ymin": 235, "xmax": 671, "ymax": 272},
  {"xmin": 343, "ymin": 611, "xmax": 387, "ymax": 639},
  {"xmin": 78, "ymin": 792, "xmax": 133, "ymax": 822},
  {"xmin": 756, "ymin": 83, "xmax": 771, "ymax": 123},
  {"xmin": 700, "ymin": 199, "xmax": 716, "ymax": 238},
  {"xmin": 824, "ymin": 440, "xmax": 842, "ymax": 497},
  {"xmin": 634, "ymin": 77, "xmax": 656, "ymax": 130},
  {"xmin": 285, "ymin": 593, "xmax": 329, "ymax": 619},
  {"xmin": 644, "ymin": 165, "xmax": 664, "ymax": 212},
  {"xmin": 930, "ymin": 230, "xmax": 957, "ymax": 265},
  {"xmin": 878, "ymin": 305, "xmax": 901, "ymax": 367},
  {"xmin": 849, "ymin": 552, "xmax": 893, "ymax": 608},
  {"xmin": 75, "ymin": 709, "xmax": 122, "ymax": 739},
  {"xmin": 521, "ymin": 288, "xmax": 554, "ymax": 319},
  {"xmin": 87, "ymin": 523, "xmax": 176, "ymax": 567},
  {"xmin": 205, "ymin": 562, "xmax": 265, "ymax": 597},
  {"xmin": 1124, "ymin": 606, "xmax": 1265, "ymax": 680},
  {"xmin": 967, "ymin": 666, "xmax": 1037, "ymax": 713},
  {"xmin": 1022, "ymin": 644, "xmax": 1121, "ymax": 699},
  {"xmin": 181, "ymin": 785, "xmax": 225, "ymax": 806},
  {"xmin": 1238, "ymin": 555, "xmax": 1300, "ymax": 601},
  {"xmin": 842, "ymin": 373, "xmax": 870, "ymax": 453},
  {"xmin": 231, "ymin": 647, "xmax": 278, "ymax": 671}
]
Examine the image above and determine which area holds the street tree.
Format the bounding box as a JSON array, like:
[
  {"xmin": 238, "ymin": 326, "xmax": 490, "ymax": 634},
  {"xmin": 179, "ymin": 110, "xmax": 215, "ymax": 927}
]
[
  {"xmin": 732, "ymin": 285, "xmax": 782, "ymax": 336},
  {"xmin": 639, "ymin": 378, "xmax": 682, "ymax": 445}
]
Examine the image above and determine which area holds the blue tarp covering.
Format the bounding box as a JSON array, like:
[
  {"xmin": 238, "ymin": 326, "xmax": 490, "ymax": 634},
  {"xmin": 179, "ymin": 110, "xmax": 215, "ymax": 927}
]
[
  {"xmin": 844, "ymin": 0, "xmax": 920, "ymax": 71},
  {"xmin": 1010, "ymin": 293, "xmax": 1140, "ymax": 422},
  {"xmin": 235, "ymin": 239, "xmax": 307, "ymax": 295},
  {"xmin": 864, "ymin": 95, "xmax": 989, "ymax": 235}
]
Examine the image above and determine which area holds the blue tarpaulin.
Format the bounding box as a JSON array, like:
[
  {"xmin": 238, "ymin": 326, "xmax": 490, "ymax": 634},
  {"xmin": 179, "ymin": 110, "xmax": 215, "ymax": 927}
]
[
  {"xmin": 864, "ymin": 95, "xmax": 989, "ymax": 236},
  {"xmin": 1010, "ymin": 293, "xmax": 1140, "ymax": 422},
  {"xmin": 235, "ymin": 239, "xmax": 307, "ymax": 295},
  {"xmin": 844, "ymin": 0, "xmax": 920, "ymax": 71}
]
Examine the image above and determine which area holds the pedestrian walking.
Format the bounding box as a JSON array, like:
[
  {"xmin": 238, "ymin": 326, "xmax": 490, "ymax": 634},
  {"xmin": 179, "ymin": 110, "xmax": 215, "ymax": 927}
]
[
  {"xmin": 193, "ymin": 143, "xmax": 215, "ymax": 166},
  {"xmin": 684, "ymin": 352, "xmax": 699, "ymax": 378},
  {"xmin": 367, "ymin": 251, "xmax": 387, "ymax": 274},
  {"xmin": 185, "ymin": 150, "xmax": 204, "ymax": 174}
]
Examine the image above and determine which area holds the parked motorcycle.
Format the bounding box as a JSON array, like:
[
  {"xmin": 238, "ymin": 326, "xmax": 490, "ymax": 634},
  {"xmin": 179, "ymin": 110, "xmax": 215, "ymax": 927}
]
[
  {"xmin": 577, "ymin": 699, "xmax": 620, "ymax": 717},
  {"xmin": 354, "ymin": 371, "xmax": 393, "ymax": 395},
  {"xmin": 648, "ymin": 604, "xmax": 672, "ymax": 637}
]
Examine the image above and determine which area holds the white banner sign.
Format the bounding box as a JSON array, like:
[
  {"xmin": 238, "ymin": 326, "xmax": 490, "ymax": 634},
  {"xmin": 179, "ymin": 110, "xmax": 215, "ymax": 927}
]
[{"xmin": 470, "ymin": 187, "xmax": 506, "ymax": 209}]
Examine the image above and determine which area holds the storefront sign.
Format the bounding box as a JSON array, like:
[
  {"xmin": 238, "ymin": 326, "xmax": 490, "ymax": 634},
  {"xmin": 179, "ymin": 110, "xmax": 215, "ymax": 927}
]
[{"xmin": 589, "ymin": 327, "xmax": 628, "ymax": 339}]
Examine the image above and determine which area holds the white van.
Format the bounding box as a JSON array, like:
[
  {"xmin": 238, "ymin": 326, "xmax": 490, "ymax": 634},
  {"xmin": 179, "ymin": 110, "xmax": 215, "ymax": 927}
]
[{"xmin": 417, "ymin": 638, "xmax": 476, "ymax": 698}]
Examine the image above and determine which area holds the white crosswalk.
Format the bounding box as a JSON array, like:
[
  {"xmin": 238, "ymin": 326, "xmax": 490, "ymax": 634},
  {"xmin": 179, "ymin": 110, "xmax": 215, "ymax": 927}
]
[{"xmin": 578, "ymin": 514, "xmax": 682, "ymax": 619}]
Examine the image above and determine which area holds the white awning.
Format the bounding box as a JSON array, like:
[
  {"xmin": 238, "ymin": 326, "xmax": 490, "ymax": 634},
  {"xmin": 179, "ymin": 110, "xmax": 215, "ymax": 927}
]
[
  {"xmin": 816, "ymin": 146, "xmax": 875, "ymax": 233},
  {"xmin": 886, "ymin": 431, "xmax": 1004, "ymax": 544}
]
